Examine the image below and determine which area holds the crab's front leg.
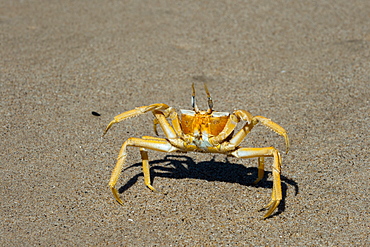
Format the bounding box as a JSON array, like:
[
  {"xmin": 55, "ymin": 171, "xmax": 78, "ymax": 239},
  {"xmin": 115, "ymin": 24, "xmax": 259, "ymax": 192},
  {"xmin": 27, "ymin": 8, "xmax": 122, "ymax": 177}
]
[
  {"xmin": 103, "ymin": 103, "xmax": 170, "ymax": 136},
  {"xmin": 253, "ymin": 116, "xmax": 290, "ymax": 154},
  {"xmin": 109, "ymin": 137, "xmax": 179, "ymax": 205},
  {"xmin": 231, "ymin": 147, "xmax": 282, "ymax": 218}
]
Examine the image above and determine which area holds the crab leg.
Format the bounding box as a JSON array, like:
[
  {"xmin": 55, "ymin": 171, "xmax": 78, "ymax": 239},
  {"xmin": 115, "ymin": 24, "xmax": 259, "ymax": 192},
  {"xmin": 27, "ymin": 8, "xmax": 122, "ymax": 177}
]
[
  {"xmin": 209, "ymin": 114, "xmax": 239, "ymax": 145},
  {"xmin": 103, "ymin": 103, "xmax": 170, "ymax": 136},
  {"xmin": 253, "ymin": 157, "xmax": 265, "ymax": 185},
  {"xmin": 140, "ymin": 136, "xmax": 172, "ymax": 191},
  {"xmin": 153, "ymin": 109, "xmax": 184, "ymax": 139},
  {"xmin": 231, "ymin": 147, "xmax": 282, "ymax": 218},
  {"xmin": 209, "ymin": 110, "xmax": 253, "ymax": 145},
  {"xmin": 254, "ymin": 116, "xmax": 290, "ymax": 154},
  {"xmin": 109, "ymin": 137, "xmax": 179, "ymax": 205},
  {"xmin": 227, "ymin": 114, "xmax": 289, "ymax": 154},
  {"xmin": 139, "ymin": 148, "xmax": 155, "ymax": 191},
  {"xmin": 103, "ymin": 103, "xmax": 185, "ymax": 142},
  {"xmin": 228, "ymin": 121, "xmax": 254, "ymax": 147}
]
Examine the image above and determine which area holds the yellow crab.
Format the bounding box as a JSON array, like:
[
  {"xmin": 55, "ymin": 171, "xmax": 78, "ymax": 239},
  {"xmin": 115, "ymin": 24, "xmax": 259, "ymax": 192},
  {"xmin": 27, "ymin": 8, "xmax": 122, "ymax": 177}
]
[{"xmin": 103, "ymin": 84, "xmax": 289, "ymax": 218}]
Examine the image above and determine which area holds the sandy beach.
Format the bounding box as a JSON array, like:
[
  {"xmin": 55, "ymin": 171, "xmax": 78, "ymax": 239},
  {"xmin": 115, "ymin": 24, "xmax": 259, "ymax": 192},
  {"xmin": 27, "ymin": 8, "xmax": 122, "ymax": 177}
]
[{"xmin": 1, "ymin": 0, "xmax": 369, "ymax": 245}]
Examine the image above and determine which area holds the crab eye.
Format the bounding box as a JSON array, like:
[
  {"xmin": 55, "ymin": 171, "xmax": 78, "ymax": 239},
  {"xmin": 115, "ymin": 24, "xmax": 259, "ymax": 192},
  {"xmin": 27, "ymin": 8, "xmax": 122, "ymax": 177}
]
[
  {"xmin": 191, "ymin": 83, "xmax": 200, "ymax": 112},
  {"xmin": 204, "ymin": 83, "xmax": 213, "ymax": 113}
]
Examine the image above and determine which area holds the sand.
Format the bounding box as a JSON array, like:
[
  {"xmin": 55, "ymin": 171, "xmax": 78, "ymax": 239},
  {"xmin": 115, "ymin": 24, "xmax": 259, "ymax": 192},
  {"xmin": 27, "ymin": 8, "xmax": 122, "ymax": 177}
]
[{"xmin": 1, "ymin": 0, "xmax": 369, "ymax": 246}]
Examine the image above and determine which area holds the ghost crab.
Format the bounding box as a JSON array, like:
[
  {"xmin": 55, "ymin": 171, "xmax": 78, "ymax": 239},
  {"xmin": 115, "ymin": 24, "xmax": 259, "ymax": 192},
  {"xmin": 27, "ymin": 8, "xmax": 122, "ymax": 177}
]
[{"xmin": 103, "ymin": 84, "xmax": 289, "ymax": 218}]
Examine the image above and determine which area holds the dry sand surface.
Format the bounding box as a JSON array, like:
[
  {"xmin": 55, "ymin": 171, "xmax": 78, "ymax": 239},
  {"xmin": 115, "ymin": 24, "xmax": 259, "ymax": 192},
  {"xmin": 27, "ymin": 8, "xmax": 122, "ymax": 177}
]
[{"xmin": 1, "ymin": 0, "xmax": 369, "ymax": 246}]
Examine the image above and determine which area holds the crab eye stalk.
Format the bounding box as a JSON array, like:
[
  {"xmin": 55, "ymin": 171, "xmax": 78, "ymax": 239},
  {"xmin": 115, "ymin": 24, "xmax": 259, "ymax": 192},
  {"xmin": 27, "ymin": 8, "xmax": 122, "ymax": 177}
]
[
  {"xmin": 204, "ymin": 83, "xmax": 213, "ymax": 113},
  {"xmin": 192, "ymin": 83, "xmax": 200, "ymax": 112}
]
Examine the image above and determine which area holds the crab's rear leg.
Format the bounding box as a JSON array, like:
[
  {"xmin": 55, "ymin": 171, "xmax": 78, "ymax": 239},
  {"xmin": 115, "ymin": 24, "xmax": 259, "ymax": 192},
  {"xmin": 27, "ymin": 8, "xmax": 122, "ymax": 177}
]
[
  {"xmin": 231, "ymin": 147, "xmax": 282, "ymax": 218},
  {"xmin": 109, "ymin": 137, "xmax": 179, "ymax": 205}
]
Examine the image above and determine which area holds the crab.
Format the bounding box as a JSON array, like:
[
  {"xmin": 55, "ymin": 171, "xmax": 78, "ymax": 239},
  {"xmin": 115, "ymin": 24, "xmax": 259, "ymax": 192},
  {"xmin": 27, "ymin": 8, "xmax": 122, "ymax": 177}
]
[{"xmin": 103, "ymin": 83, "xmax": 289, "ymax": 218}]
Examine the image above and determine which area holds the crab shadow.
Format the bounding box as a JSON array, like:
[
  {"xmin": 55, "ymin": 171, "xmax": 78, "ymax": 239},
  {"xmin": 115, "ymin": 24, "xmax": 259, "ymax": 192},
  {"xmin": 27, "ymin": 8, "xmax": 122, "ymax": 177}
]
[{"xmin": 118, "ymin": 154, "xmax": 298, "ymax": 218}]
